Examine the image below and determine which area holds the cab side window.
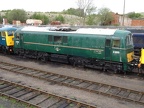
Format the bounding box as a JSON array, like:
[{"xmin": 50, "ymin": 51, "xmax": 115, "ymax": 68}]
[
  {"xmin": 112, "ymin": 39, "xmax": 120, "ymax": 47},
  {"xmin": 16, "ymin": 33, "xmax": 20, "ymax": 39},
  {"xmin": 126, "ymin": 34, "xmax": 133, "ymax": 46},
  {"xmin": 2, "ymin": 32, "xmax": 6, "ymax": 37}
]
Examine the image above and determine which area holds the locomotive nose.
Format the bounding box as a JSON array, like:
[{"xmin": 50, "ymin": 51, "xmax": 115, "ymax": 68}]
[
  {"xmin": 138, "ymin": 48, "xmax": 144, "ymax": 68},
  {"xmin": 127, "ymin": 51, "xmax": 134, "ymax": 62}
]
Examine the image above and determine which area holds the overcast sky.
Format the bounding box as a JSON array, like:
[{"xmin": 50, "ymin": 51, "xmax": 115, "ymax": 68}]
[{"xmin": 0, "ymin": 0, "xmax": 143, "ymax": 14}]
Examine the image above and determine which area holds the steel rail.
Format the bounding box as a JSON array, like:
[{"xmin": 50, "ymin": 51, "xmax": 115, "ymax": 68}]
[
  {"xmin": 0, "ymin": 79, "xmax": 97, "ymax": 108},
  {"xmin": 0, "ymin": 61, "xmax": 143, "ymax": 105}
]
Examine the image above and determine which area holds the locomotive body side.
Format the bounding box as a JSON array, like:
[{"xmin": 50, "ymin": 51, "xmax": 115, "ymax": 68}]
[{"xmin": 14, "ymin": 27, "xmax": 134, "ymax": 72}]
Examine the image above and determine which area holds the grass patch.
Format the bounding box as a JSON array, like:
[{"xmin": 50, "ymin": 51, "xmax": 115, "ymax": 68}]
[
  {"xmin": 0, "ymin": 105, "xmax": 4, "ymax": 108},
  {"xmin": 0, "ymin": 96, "xmax": 37, "ymax": 108}
]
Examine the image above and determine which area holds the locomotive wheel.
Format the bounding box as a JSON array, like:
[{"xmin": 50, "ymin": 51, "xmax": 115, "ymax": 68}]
[
  {"xmin": 40, "ymin": 56, "xmax": 48, "ymax": 62},
  {"xmin": 114, "ymin": 69, "xmax": 118, "ymax": 73},
  {"xmin": 68, "ymin": 57, "xmax": 79, "ymax": 67},
  {"xmin": 2, "ymin": 46, "xmax": 7, "ymax": 54},
  {"xmin": 68, "ymin": 57, "xmax": 87, "ymax": 67},
  {"xmin": 68, "ymin": 57, "xmax": 75, "ymax": 66},
  {"xmin": 102, "ymin": 67, "xmax": 107, "ymax": 72},
  {"xmin": 38, "ymin": 52, "xmax": 49, "ymax": 62}
]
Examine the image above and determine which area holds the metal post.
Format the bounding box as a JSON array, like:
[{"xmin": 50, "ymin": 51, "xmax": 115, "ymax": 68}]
[{"xmin": 122, "ymin": 0, "xmax": 125, "ymax": 26}]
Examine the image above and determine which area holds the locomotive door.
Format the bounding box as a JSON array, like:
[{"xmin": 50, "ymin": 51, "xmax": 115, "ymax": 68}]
[
  {"xmin": 19, "ymin": 33, "xmax": 23, "ymax": 48},
  {"xmin": 53, "ymin": 36, "xmax": 62, "ymax": 52},
  {"xmin": 105, "ymin": 38, "xmax": 111, "ymax": 60},
  {"xmin": 15, "ymin": 33, "xmax": 23, "ymax": 48}
]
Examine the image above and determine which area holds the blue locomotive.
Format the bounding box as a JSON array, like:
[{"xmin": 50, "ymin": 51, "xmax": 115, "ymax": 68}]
[
  {"xmin": 0, "ymin": 27, "xmax": 17, "ymax": 53},
  {"xmin": 126, "ymin": 29, "xmax": 144, "ymax": 56}
]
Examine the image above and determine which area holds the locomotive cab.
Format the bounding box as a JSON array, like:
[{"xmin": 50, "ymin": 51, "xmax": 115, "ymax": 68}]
[
  {"xmin": 126, "ymin": 33, "xmax": 134, "ymax": 62},
  {"xmin": 104, "ymin": 30, "xmax": 134, "ymax": 72},
  {"xmin": 0, "ymin": 27, "xmax": 17, "ymax": 53},
  {"xmin": 125, "ymin": 33, "xmax": 136, "ymax": 71}
]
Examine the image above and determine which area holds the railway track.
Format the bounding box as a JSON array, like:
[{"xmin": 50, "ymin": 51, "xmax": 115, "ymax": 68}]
[
  {"xmin": 0, "ymin": 61, "xmax": 144, "ymax": 106},
  {"xmin": 0, "ymin": 79, "xmax": 97, "ymax": 108}
]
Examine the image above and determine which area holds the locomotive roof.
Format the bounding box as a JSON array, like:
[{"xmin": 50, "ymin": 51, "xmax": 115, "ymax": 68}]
[
  {"xmin": 0, "ymin": 27, "xmax": 17, "ymax": 31},
  {"xmin": 20, "ymin": 26, "xmax": 118, "ymax": 35},
  {"xmin": 76, "ymin": 28, "xmax": 117, "ymax": 35},
  {"xmin": 132, "ymin": 33, "xmax": 144, "ymax": 36}
]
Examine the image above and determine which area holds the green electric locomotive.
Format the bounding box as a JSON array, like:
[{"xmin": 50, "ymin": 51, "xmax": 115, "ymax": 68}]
[{"xmin": 14, "ymin": 27, "xmax": 134, "ymax": 73}]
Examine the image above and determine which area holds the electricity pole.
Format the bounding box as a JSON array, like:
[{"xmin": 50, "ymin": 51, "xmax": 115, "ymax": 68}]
[{"xmin": 122, "ymin": 0, "xmax": 125, "ymax": 26}]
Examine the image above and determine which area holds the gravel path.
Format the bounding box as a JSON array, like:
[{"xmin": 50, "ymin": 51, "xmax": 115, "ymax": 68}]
[{"xmin": 0, "ymin": 54, "xmax": 144, "ymax": 108}]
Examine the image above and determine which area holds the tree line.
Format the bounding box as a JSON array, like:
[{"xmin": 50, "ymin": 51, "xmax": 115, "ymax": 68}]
[
  {"xmin": 0, "ymin": 0, "xmax": 143, "ymax": 25},
  {"xmin": 0, "ymin": 9, "xmax": 66, "ymax": 25}
]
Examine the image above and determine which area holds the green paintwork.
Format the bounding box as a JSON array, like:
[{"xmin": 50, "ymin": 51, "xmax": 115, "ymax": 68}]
[{"xmin": 14, "ymin": 28, "xmax": 134, "ymax": 71}]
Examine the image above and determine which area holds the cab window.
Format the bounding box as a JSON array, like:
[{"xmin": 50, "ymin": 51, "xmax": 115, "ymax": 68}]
[
  {"xmin": 7, "ymin": 31, "xmax": 14, "ymax": 36},
  {"xmin": 112, "ymin": 39, "xmax": 120, "ymax": 47},
  {"xmin": 2, "ymin": 32, "xmax": 6, "ymax": 37},
  {"xmin": 126, "ymin": 34, "xmax": 133, "ymax": 46},
  {"xmin": 15, "ymin": 33, "xmax": 20, "ymax": 39}
]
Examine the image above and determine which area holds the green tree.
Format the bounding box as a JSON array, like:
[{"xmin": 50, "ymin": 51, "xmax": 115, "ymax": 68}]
[
  {"xmin": 30, "ymin": 13, "xmax": 49, "ymax": 25},
  {"xmin": 77, "ymin": 0, "xmax": 96, "ymax": 25},
  {"xmin": 97, "ymin": 7, "xmax": 113, "ymax": 25},
  {"xmin": 0, "ymin": 14, "xmax": 2, "ymax": 24},
  {"xmin": 30, "ymin": 13, "xmax": 41, "ymax": 19},
  {"xmin": 86, "ymin": 14, "xmax": 98, "ymax": 25},
  {"xmin": 62, "ymin": 8, "xmax": 76, "ymax": 15},
  {"xmin": 6, "ymin": 9, "xmax": 27, "ymax": 24},
  {"xmin": 42, "ymin": 15, "xmax": 49, "ymax": 25},
  {"xmin": 62, "ymin": 8, "xmax": 84, "ymax": 17},
  {"xmin": 1, "ymin": 10, "xmax": 11, "ymax": 12},
  {"xmin": 127, "ymin": 12, "xmax": 142, "ymax": 19},
  {"xmin": 55, "ymin": 14, "xmax": 65, "ymax": 23}
]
